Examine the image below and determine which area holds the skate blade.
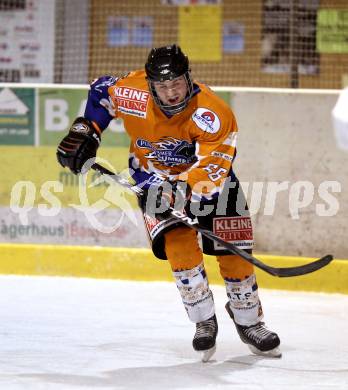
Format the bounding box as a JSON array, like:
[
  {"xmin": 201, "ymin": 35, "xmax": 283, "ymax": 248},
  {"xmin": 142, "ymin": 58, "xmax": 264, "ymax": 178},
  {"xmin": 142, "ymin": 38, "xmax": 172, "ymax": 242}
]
[
  {"xmin": 199, "ymin": 345, "xmax": 216, "ymax": 362},
  {"xmin": 248, "ymin": 345, "xmax": 282, "ymax": 358}
]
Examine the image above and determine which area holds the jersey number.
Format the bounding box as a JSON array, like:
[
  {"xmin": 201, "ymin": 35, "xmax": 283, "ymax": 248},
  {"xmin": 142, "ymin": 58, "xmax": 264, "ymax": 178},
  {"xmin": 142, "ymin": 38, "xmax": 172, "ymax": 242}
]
[{"xmin": 203, "ymin": 164, "xmax": 227, "ymax": 181}]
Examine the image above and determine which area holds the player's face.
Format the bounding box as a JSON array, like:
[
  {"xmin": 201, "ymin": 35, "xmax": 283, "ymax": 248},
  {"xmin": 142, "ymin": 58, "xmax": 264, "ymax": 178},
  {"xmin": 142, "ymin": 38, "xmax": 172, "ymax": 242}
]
[{"xmin": 153, "ymin": 76, "xmax": 188, "ymax": 107}]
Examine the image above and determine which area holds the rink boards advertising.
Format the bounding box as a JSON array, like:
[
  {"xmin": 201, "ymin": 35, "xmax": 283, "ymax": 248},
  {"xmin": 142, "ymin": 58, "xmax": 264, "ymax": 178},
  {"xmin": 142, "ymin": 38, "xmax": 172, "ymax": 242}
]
[{"xmin": 0, "ymin": 85, "xmax": 144, "ymax": 247}]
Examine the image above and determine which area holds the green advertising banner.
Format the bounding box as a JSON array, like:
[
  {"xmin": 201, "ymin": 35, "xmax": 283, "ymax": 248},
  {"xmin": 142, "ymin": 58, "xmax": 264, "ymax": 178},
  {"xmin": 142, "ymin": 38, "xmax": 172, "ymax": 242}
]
[
  {"xmin": 0, "ymin": 145, "xmax": 131, "ymax": 208},
  {"xmin": 317, "ymin": 10, "xmax": 348, "ymax": 53},
  {"xmin": 39, "ymin": 87, "xmax": 130, "ymax": 148},
  {"xmin": 0, "ymin": 86, "xmax": 231, "ymax": 148},
  {"xmin": 0, "ymin": 87, "xmax": 35, "ymax": 145}
]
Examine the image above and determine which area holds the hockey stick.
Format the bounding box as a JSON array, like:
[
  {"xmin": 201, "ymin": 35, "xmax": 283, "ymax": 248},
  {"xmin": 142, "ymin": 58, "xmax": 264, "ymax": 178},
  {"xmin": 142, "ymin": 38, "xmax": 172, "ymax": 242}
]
[{"xmin": 91, "ymin": 162, "xmax": 333, "ymax": 277}]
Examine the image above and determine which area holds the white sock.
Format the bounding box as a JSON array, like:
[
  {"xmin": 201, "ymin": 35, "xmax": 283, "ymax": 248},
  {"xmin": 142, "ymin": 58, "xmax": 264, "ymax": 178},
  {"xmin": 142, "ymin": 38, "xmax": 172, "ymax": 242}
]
[
  {"xmin": 225, "ymin": 274, "xmax": 264, "ymax": 326},
  {"xmin": 173, "ymin": 262, "xmax": 215, "ymax": 323}
]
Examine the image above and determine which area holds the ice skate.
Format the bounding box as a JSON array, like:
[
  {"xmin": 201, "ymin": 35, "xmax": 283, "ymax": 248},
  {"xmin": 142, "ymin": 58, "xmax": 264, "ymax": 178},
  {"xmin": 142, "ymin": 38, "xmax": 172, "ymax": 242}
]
[
  {"xmin": 192, "ymin": 314, "xmax": 218, "ymax": 362},
  {"xmin": 225, "ymin": 303, "xmax": 281, "ymax": 358}
]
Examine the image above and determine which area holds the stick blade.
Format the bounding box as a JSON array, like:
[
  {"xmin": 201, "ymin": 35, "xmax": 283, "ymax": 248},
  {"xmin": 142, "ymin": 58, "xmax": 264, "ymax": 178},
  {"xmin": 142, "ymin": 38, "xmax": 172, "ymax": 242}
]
[{"xmin": 276, "ymin": 254, "xmax": 334, "ymax": 277}]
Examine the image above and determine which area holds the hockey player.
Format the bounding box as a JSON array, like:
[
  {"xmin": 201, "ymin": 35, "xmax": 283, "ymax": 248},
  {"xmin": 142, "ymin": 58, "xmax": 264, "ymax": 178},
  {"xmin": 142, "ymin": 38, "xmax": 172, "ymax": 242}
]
[{"xmin": 57, "ymin": 44, "xmax": 281, "ymax": 361}]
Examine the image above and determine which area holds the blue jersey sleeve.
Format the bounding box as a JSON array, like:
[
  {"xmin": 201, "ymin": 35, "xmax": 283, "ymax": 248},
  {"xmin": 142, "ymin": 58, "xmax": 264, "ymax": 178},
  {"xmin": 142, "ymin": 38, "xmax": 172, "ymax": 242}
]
[{"xmin": 84, "ymin": 75, "xmax": 118, "ymax": 131}]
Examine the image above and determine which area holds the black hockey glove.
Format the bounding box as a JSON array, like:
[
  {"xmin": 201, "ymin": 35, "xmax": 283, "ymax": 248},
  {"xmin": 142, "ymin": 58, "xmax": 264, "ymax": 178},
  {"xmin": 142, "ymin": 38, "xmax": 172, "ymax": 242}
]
[
  {"xmin": 56, "ymin": 117, "xmax": 101, "ymax": 174},
  {"xmin": 142, "ymin": 179, "xmax": 191, "ymax": 220}
]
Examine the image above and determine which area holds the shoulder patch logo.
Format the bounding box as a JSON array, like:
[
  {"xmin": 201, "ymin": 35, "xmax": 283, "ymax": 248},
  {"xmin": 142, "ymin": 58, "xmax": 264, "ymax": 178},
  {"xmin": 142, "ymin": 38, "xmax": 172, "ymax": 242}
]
[{"xmin": 192, "ymin": 108, "xmax": 221, "ymax": 134}]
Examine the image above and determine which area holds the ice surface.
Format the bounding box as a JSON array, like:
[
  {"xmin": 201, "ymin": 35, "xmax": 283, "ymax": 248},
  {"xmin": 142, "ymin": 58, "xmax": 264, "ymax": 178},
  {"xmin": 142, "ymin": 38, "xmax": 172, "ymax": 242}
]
[{"xmin": 0, "ymin": 275, "xmax": 347, "ymax": 389}]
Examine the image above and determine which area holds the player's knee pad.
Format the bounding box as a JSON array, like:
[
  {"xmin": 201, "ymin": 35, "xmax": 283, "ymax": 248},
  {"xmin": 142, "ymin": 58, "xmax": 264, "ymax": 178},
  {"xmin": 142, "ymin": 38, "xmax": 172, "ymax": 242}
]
[
  {"xmin": 224, "ymin": 274, "xmax": 263, "ymax": 326},
  {"xmin": 164, "ymin": 226, "xmax": 202, "ymax": 270},
  {"xmin": 217, "ymin": 254, "xmax": 254, "ymax": 281},
  {"xmin": 173, "ymin": 262, "xmax": 215, "ymax": 323}
]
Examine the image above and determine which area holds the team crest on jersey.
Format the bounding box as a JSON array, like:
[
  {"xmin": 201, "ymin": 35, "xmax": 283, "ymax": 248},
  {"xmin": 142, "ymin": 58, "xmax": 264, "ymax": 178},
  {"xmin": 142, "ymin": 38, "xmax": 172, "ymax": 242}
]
[
  {"xmin": 114, "ymin": 87, "xmax": 150, "ymax": 118},
  {"xmin": 192, "ymin": 108, "xmax": 220, "ymax": 134},
  {"xmin": 135, "ymin": 136, "xmax": 197, "ymax": 167}
]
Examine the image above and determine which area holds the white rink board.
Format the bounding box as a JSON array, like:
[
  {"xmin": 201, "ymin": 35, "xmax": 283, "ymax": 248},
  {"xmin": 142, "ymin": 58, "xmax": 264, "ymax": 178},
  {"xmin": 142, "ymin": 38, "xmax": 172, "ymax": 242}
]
[
  {"xmin": 227, "ymin": 88, "xmax": 347, "ymax": 259},
  {"xmin": 0, "ymin": 275, "xmax": 347, "ymax": 390}
]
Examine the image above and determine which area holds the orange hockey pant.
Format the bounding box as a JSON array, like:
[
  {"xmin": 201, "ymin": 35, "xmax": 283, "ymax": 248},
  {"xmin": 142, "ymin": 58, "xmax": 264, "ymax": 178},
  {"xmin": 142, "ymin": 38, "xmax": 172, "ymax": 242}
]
[{"xmin": 164, "ymin": 226, "xmax": 254, "ymax": 280}]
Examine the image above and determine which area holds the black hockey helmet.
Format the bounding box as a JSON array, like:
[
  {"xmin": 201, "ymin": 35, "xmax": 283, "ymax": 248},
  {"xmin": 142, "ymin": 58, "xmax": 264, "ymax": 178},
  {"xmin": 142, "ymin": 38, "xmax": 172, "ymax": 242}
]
[{"xmin": 145, "ymin": 44, "xmax": 193, "ymax": 114}]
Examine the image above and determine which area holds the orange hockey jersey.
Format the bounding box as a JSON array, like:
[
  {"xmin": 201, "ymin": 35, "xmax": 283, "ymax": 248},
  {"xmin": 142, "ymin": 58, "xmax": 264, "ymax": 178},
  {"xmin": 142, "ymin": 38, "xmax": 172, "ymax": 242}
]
[{"xmin": 84, "ymin": 70, "xmax": 238, "ymax": 199}]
